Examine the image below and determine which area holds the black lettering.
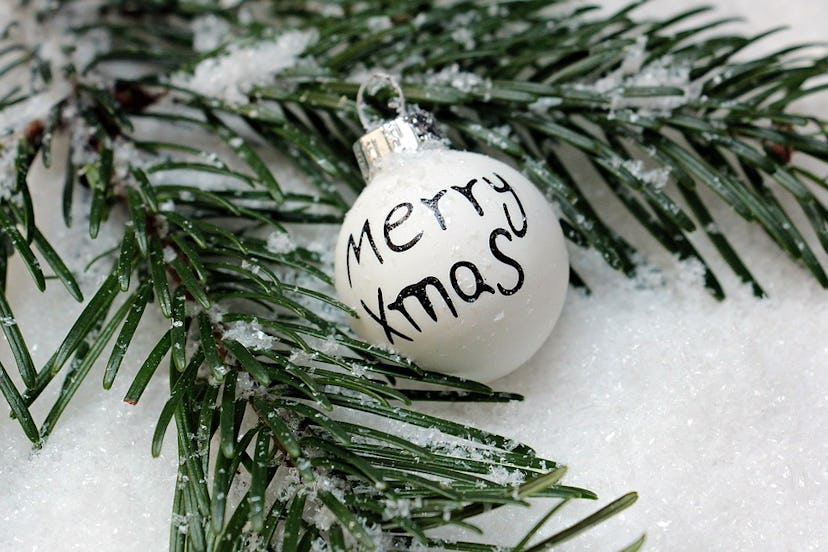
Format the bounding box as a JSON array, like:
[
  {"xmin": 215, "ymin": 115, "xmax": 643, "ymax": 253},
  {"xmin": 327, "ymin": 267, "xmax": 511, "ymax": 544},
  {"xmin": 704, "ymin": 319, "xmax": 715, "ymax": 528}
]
[
  {"xmin": 388, "ymin": 276, "xmax": 458, "ymax": 332},
  {"xmin": 489, "ymin": 228, "xmax": 525, "ymax": 296},
  {"xmin": 451, "ymin": 178, "xmax": 484, "ymax": 216},
  {"xmin": 420, "ymin": 190, "xmax": 449, "ymax": 230},
  {"xmin": 450, "ymin": 261, "xmax": 495, "ymax": 303},
  {"xmin": 383, "ymin": 202, "xmax": 423, "ymax": 252},
  {"xmin": 360, "ymin": 288, "xmax": 412, "ymax": 344},
  {"xmin": 485, "ymin": 173, "xmax": 527, "ymax": 238},
  {"xmin": 346, "ymin": 219, "xmax": 384, "ymax": 287}
]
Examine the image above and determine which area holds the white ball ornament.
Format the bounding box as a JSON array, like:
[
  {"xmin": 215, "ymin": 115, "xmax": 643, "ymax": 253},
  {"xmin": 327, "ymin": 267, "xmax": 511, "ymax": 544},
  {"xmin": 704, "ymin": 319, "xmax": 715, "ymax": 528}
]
[{"xmin": 335, "ymin": 75, "xmax": 569, "ymax": 382}]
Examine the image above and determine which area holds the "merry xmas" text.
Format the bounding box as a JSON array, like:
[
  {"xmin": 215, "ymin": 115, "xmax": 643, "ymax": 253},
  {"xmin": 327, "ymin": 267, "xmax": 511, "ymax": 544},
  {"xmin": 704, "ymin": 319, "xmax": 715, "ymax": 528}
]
[{"xmin": 345, "ymin": 172, "xmax": 528, "ymax": 344}]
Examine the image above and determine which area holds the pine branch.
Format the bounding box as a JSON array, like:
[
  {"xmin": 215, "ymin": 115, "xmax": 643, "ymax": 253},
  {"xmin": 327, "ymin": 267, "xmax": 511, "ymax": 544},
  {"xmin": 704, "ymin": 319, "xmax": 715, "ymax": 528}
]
[{"xmin": 2, "ymin": 0, "xmax": 828, "ymax": 549}]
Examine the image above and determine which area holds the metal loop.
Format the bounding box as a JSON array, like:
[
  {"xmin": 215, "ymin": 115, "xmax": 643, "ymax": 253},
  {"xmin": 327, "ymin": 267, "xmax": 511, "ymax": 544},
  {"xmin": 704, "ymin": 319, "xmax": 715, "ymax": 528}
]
[{"xmin": 356, "ymin": 72, "xmax": 407, "ymax": 130}]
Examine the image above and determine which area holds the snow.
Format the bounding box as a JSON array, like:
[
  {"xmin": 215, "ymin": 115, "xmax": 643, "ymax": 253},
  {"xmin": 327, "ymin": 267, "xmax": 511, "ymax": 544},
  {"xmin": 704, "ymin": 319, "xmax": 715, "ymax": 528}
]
[
  {"xmin": 0, "ymin": 1, "xmax": 108, "ymax": 116},
  {"xmin": 0, "ymin": 147, "xmax": 175, "ymax": 550},
  {"xmin": 162, "ymin": 246, "xmax": 178, "ymax": 263},
  {"xmin": 611, "ymin": 158, "xmax": 672, "ymax": 190},
  {"xmin": 366, "ymin": 16, "xmax": 393, "ymax": 33},
  {"xmin": 579, "ymin": 35, "xmax": 703, "ymax": 116},
  {"xmin": 424, "ymin": 63, "xmax": 490, "ymax": 93},
  {"xmin": 0, "ymin": 88, "xmax": 70, "ymax": 135},
  {"xmin": 222, "ymin": 320, "xmax": 276, "ymax": 351},
  {"xmin": 2, "ymin": 1, "xmax": 828, "ymax": 551},
  {"xmin": 191, "ymin": 14, "xmax": 232, "ymax": 53},
  {"xmin": 0, "ymin": 138, "xmax": 16, "ymax": 201},
  {"xmin": 430, "ymin": 243, "xmax": 828, "ymax": 549},
  {"xmin": 486, "ymin": 465, "xmax": 526, "ymax": 487},
  {"xmin": 171, "ymin": 30, "xmax": 317, "ymax": 104},
  {"xmin": 265, "ymin": 231, "xmax": 297, "ymax": 254}
]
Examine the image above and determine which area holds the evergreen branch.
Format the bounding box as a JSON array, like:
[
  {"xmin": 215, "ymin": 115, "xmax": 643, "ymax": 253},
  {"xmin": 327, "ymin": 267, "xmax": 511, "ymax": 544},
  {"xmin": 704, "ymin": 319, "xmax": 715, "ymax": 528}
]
[{"xmin": 2, "ymin": 0, "xmax": 828, "ymax": 549}]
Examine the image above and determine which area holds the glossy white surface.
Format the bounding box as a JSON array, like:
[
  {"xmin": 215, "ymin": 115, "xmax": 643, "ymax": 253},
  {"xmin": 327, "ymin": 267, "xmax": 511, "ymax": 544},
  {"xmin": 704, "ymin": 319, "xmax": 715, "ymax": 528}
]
[{"xmin": 335, "ymin": 149, "xmax": 569, "ymax": 381}]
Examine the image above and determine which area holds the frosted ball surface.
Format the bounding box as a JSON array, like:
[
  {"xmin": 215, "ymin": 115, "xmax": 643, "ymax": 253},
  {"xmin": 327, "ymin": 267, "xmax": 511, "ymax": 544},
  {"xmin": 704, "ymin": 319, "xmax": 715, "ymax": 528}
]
[{"xmin": 334, "ymin": 149, "xmax": 568, "ymax": 382}]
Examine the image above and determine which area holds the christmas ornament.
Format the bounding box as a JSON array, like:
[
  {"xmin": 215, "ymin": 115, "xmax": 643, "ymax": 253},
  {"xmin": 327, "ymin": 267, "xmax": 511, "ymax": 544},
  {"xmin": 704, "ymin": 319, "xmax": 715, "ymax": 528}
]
[{"xmin": 334, "ymin": 74, "xmax": 569, "ymax": 382}]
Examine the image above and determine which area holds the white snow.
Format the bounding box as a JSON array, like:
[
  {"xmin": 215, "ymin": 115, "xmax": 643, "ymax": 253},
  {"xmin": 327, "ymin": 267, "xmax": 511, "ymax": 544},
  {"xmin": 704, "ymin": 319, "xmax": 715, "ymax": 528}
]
[
  {"xmin": 0, "ymin": 144, "xmax": 176, "ymax": 551},
  {"xmin": 191, "ymin": 14, "xmax": 232, "ymax": 53},
  {"xmin": 265, "ymin": 231, "xmax": 297, "ymax": 254},
  {"xmin": 424, "ymin": 63, "xmax": 490, "ymax": 93},
  {"xmin": 0, "ymin": 138, "xmax": 17, "ymax": 201},
  {"xmin": 2, "ymin": 1, "xmax": 828, "ymax": 551},
  {"xmin": 0, "ymin": 1, "xmax": 108, "ymax": 115},
  {"xmin": 0, "ymin": 87, "xmax": 71, "ymax": 136},
  {"xmin": 486, "ymin": 465, "xmax": 525, "ymax": 487},
  {"xmin": 365, "ymin": 16, "xmax": 393, "ymax": 32},
  {"xmin": 162, "ymin": 246, "xmax": 178, "ymax": 264},
  {"xmin": 611, "ymin": 157, "xmax": 672, "ymax": 190},
  {"xmin": 171, "ymin": 30, "xmax": 317, "ymax": 104},
  {"xmin": 222, "ymin": 320, "xmax": 276, "ymax": 351},
  {"xmin": 582, "ymin": 36, "xmax": 703, "ymax": 116}
]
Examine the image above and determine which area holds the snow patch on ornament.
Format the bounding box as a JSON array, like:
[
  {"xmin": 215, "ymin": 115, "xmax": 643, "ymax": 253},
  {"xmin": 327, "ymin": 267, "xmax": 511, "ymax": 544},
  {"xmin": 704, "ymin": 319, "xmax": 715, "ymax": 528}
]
[{"xmin": 335, "ymin": 149, "xmax": 569, "ymax": 382}]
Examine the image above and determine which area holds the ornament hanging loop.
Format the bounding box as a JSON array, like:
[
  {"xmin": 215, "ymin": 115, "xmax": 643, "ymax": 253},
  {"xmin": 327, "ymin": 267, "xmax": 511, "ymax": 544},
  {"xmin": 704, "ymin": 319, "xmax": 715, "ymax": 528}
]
[
  {"xmin": 353, "ymin": 72, "xmax": 444, "ymax": 181},
  {"xmin": 356, "ymin": 72, "xmax": 407, "ymax": 130}
]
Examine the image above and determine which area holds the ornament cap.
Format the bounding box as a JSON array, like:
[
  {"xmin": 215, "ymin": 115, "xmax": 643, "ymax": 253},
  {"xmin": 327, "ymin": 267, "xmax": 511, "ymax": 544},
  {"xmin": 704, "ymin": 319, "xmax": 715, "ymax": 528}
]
[
  {"xmin": 353, "ymin": 111, "xmax": 444, "ymax": 181},
  {"xmin": 353, "ymin": 73, "xmax": 445, "ymax": 181}
]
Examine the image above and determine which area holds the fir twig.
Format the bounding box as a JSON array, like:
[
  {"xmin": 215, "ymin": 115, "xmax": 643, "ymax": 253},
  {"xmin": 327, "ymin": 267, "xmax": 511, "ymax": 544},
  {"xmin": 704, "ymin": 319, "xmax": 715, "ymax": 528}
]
[{"xmin": 2, "ymin": 0, "xmax": 828, "ymax": 550}]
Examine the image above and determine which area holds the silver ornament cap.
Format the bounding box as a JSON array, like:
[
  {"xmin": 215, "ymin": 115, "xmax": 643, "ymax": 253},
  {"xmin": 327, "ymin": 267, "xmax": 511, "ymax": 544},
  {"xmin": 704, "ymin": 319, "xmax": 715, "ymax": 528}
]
[{"xmin": 353, "ymin": 73, "xmax": 443, "ymax": 181}]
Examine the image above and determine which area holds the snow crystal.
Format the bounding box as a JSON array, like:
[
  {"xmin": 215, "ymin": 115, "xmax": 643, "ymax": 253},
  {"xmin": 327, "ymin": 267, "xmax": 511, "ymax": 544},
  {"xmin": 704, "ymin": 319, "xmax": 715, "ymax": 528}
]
[
  {"xmin": 0, "ymin": 191, "xmax": 177, "ymax": 550},
  {"xmin": 583, "ymin": 35, "xmax": 703, "ymax": 116},
  {"xmin": 0, "ymin": 139, "xmax": 16, "ymax": 201},
  {"xmin": 310, "ymin": 538, "xmax": 329, "ymax": 552},
  {"xmin": 222, "ymin": 320, "xmax": 276, "ymax": 350},
  {"xmin": 271, "ymin": 465, "xmax": 302, "ymax": 501},
  {"xmin": 234, "ymin": 372, "xmax": 259, "ymax": 399},
  {"xmin": 265, "ymin": 231, "xmax": 296, "ymax": 254},
  {"xmin": 112, "ymin": 138, "xmax": 155, "ymax": 181},
  {"xmin": 288, "ymin": 349, "xmax": 317, "ymax": 366},
  {"xmin": 611, "ymin": 157, "xmax": 672, "ymax": 189},
  {"xmin": 162, "ymin": 246, "xmax": 178, "ymax": 263},
  {"xmin": 240, "ymin": 260, "xmax": 262, "ymax": 277},
  {"xmin": 366, "ymin": 16, "xmax": 393, "ymax": 32},
  {"xmin": 464, "ymin": 123, "xmax": 513, "ymax": 150},
  {"xmin": 171, "ymin": 513, "xmax": 190, "ymax": 535},
  {"xmin": 171, "ymin": 30, "xmax": 317, "ymax": 104},
  {"xmin": 28, "ymin": 0, "xmax": 111, "ymax": 73},
  {"xmin": 451, "ymin": 28, "xmax": 476, "ymax": 51},
  {"xmin": 311, "ymin": 501, "xmax": 338, "ymax": 532},
  {"xmin": 304, "ymin": 1, "xmax": 344, "ymax": 17},
  {"xmin": 0, "ymin": 87, "xmax": 71, "ymax": 135},
  {"xmin": 620, "ymin": 36, "xmax": 649, "ymax": 75},
  {"xmin": 450, "ymin": 10, "xmax": 479, "ymax": 30},
  {"xmin": 191, "ymin": 14, "xmax": 232, "ymax": 53},
  {"xmin": 487, "ymin": 465, "xmax": 526, "ymax": 487},
  {"xmin": 425, "ymin": 64, "xmax": 490, "ymax": 93},
  {"xmin": 488, "ymin": 4, "xmax": 509, "ymax": 18},
  {"xmin": 528, "ymin": 96, "xmax": 563, "ymax": 114},
  {"xmin": 449, "ymin": 11, "xmax": 478, "ymax": 50},
  {"xmin": 383, "ymin": 497, "xmax": 423, "ymax": 520}
]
